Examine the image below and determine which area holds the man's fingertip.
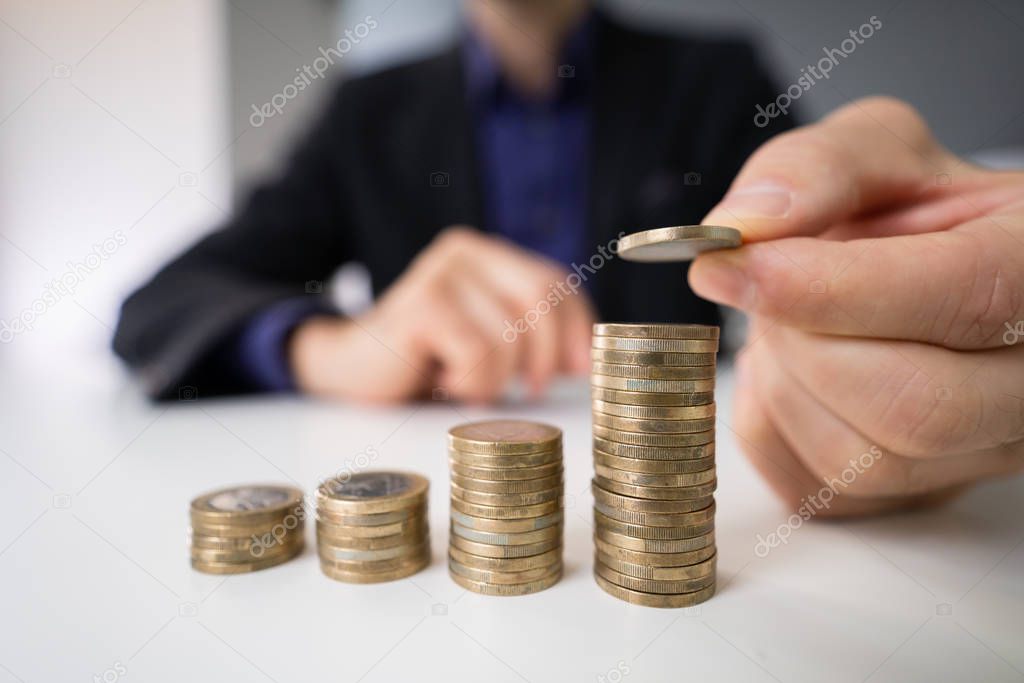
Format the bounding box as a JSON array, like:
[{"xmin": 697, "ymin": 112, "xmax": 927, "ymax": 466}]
[
  {"xmin": 703, "ymin": 182, "xmax": 794, "ymax": 241},
  {"xmin": 689, "ymin": 251, "xmax": 754, "ymax": 310}
]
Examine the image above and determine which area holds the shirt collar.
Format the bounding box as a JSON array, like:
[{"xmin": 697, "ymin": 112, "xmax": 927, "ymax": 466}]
[{"xmin": 461, "ymin": 10, "xmax": 595, "ymax": 107}]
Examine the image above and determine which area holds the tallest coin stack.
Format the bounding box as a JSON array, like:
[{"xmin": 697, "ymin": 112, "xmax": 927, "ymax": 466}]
[{"xmin": 590, "ymin": 323, "xmax": 719, "ymax": 608}]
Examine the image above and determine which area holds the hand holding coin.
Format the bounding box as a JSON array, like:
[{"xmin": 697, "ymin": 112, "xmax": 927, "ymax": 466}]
[{"xmin": 688, "ymin": 96, "xmax": 1024, "ymax": 515}]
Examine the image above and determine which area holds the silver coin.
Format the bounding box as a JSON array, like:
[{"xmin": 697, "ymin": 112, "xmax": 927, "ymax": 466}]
[
  {"xmin": 618, "ymin": 225, "xmax": 741, "ymax": 262},
  {"xmin": 206, "ymin": 486, "xmax": 291, "ymax": 512},
  {"xmin": 324, "ymin": 471, "xmax": 414, "ymax": 499}
]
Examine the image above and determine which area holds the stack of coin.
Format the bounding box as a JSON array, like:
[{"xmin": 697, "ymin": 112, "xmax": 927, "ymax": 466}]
[
  {"xmin": 316, "ymin": 471, "xmax": 430, "ymax": 583},
  {"xmin": 591, "ymin": 323, "xmax": 718, "ymax": 607},
  {"xmin": 190, "ymin": 484, "xmax": 305, "ymax": 574},
  {"xmin": 447, "ymin": 420, "xmax": 564, "ymax": 596}
]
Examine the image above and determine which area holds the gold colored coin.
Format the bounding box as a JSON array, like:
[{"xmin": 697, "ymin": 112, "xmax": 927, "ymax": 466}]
[
  {"xmin": 450, "ymin": 522, "xmax": 562, "ymax": 546},
  {"xmin": 449, "ymin": 534, "xmax": 560, "ymax": 559},
  {"xmin": 594, "ymin": 537, "xmax": 716, "ymax": 567},
  {"xmin": 593, "ymin": 475, "xmax": 716, "ymax": 500},
  {"xmin": 594, "ymin": 510, "xmax": 714, "ymax": 540},
  {"xmin": 188, "ymin": 515, "xmax": 297, "ymax": 539},
  {"xmin": 313, "ymin": 515, "xmax": 426, "ymax": 538},
  {"xmin": 450, "ymin": 508, "xmax": 563, "ymax": 533},
  {"xmin": 591, "ymin": 349, "xmax": 717, "ymax": 367},
  {"xmin": 592, "ymin": 387, "xmax": 715, "ymax": 407},
  {"xmin": 593, "ymin": 436, "xmax": 715, "ymax": 461},
  {"xmin": 591, "ymin": 375, "xmax": 715, "ymax": 393},
  {"xmin": 591, "ymin": 362, "xmax": 715, "ymax": 380},
  {"xmin": 617, "ymin": 225, "xmax": 741, "ymax": 262},
  {"xmin": 592, "ymin": 450, "xmax": 715, "ymax": 474},
  {"xmin": 191, "ymin": 544, "xmax": 303, "ymax": 575},
  {"xmin": 189, "ymin": 540, "xmax": 302, "ymax": 564},
  {"xmin": 190, "ymin": 484, "xmax": 304, "ymax": 525},
  {"xmin": 592, "ymin": 400, "xmax": 715, "ymax": 420},
  {"xmin": 593, "ymin": 500, "xmax": 715, "ymax": 527},
  {"xmin": 449, "ymin": 472, "xmax": 562, "ymax": 494},
  {"xmin": 449, "ymin": 461, "xmax": 562, "ymax": 481},
  {"xmin": 450, "ymin": 565, "xmax": 562, "ymax": 596},
  {"xmin": 593, "ymin": 425, "xmax": 715, "ymax": 448},
  {"xmin": 591, "ymin": 336, "xmax": 718, "ymax": 353},
  {"xmin": 189, "ymin": 532, "xmax": 270, "ymax": 551},
  {"xmin": 596, "ymin": 552, "xmax": 717, "ymax": 581},
  {"xmin": 189, "ymin": 514, "xmax": 292, "ymax": 537},
  {"xmin": 315, "ymin": 504, "xmax": 425, "ymax": 527},
  {"xmin": 449, "ymin": 482, "xmax": 561, "ymax": 507},
  {"xmin": 448, "ymin": 420, "xmax": 562, "ymax": 455},
  {"xmin": 447, "ymin": 546, "xmax": 562, "ymax": 572},
  {"xmin": 450, "ymin": 496, "xmax": 560, "ymax": 520},
  {"xmin": 315, "ymin": 521, "xmax": 426, "ymax": 549},
  {"xmin": 319, "ymin": 548, "xmax": 431, "ymax": 574},
  {"xmin": 593, "ymin": 464, "xmax": 716, "ymax": 488},
  {"xmin": 316, "ymin": 471, "xmax": 428, "ymax": 514},
  {"xmin": 317, "ymin": 540, "xmax": 429, "ymax": 563},
  {"xmin": 592, "ymin": 412, "xmax": 716, "ymax": 434},
  {"xmin": 319, "ymin": 553, "xmax": 429, "ymax": 583},
  {"xmin": 189, "ymin": 527, "xmax": 299, "ymax": 543},
  {"xmin": 595, "ymin": 561, "xmax": 715, "ymax": 594},
  {"xmin": 448, "ymin": 448, "xmax": 561, "ymax": 468},
  {"xmin": 448, "ymin": 558, "xmax": 562, "ymax": 585},
  {"xmin": 595, "ymin": 527, "xmax": 715, "ymax": 553},
  {"xmin": 592, "ymin": 482, "xmax": 714, "ymax": 513},
  {"xmin": 592, "ymin": 323, "xmax": 719, "ymax": 340},
  {"xmin": 594, "ymin": 572, "xmax": 716, "ymax": 608}
]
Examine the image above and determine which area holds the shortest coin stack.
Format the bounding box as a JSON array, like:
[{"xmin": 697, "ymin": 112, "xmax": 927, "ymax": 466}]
[
  {"xmin": 448, "ymin": 420, "xmax": 564, "ymax": 596},
  {"xmin": 190, "ymin": 484, "xmax": 306, "ymax": 574},
  {"xmin": 316, "ymin": 471, "xmax": 430, "ymax": 583}
]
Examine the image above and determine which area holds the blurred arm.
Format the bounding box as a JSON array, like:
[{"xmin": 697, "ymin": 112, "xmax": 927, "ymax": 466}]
[{"xmin": 113, "ymin": 86, "xmax": 355, "ymax": 400}]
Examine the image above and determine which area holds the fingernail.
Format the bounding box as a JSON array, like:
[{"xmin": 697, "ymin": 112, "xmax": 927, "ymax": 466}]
[
  {"xmin": 715, "ymin": 182, "xmax": 792, "ymax": 220},
  {"xmin": 690, "ymin": 253, "xmax": 753, "ymax": 309}
]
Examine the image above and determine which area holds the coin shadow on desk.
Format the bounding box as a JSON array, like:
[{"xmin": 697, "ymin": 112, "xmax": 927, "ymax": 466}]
[{"xmin": 560, "ymin": 555, "xmax": 584, "ymax": 581}]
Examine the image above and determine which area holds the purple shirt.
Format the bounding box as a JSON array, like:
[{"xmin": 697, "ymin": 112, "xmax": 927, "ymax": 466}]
[
  {"xmin": 464, "ymin": 14, "xmax": 593, "ymax": 267},
  {"xmin": 235, "ymin": 16, "xmax": 595, "ymax": 391}
]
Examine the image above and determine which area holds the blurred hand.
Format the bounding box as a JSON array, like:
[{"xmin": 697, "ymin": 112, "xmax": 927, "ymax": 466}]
[
  {"xmin": 690, "ymin": 97, "xmax": 1024, "ymax": 516},
  {"xmin": 290, "ymin": 226, "xmax": 595, "ymax": 403}
]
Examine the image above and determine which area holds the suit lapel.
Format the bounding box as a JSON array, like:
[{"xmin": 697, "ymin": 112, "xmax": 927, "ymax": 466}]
[{"xmin": 392, "ymin": 47, "xmax": 484, "ymax": 238}]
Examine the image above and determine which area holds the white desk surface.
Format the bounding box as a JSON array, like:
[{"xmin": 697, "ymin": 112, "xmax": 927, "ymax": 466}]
[{"xmin": 1, "ymin": 358, "xmax": 1022, "ymax": 683}]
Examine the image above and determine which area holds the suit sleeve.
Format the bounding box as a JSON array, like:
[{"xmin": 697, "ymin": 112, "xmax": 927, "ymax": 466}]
[{"xmin": 112, "ymin": 84, "xmax": 356, "ymax": 400}]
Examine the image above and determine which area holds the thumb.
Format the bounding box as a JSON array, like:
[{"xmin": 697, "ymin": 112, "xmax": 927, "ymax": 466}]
[
  {"xmin": 703, "ymin": 97, "xmax": 944, "ymax": 242},
  {"xmin": 689, "ymin": 214, "xmax": 1024, "ymax": 350}
]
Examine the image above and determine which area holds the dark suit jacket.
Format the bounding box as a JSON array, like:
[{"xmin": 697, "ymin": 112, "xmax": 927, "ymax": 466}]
[{"xmin": 113, "ymin": 12, "xmax": 791, "ymax": 399}]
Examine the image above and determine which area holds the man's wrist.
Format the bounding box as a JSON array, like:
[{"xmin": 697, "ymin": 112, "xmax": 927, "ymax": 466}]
[
  {"xmin": 234, "ymin": 299, "xmax": 336, "ymax": 392},
  {"xmin": 288, "ymin": 316, "xmax": 350, "ymax": 394}
]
